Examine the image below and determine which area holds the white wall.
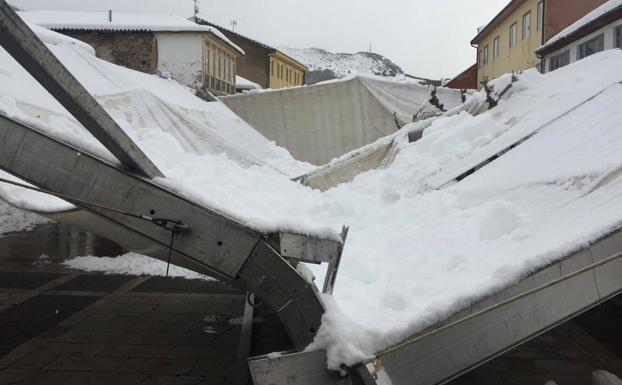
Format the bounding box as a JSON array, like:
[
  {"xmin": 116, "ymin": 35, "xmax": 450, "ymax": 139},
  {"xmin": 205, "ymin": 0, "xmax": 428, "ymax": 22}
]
[
  {"xmin": 156, "ymin": 32, "xmax": 203, "ymax": 88},
  {"xmin": 544, "ymin": 19, "xmax": 622, "ymax": 73}
]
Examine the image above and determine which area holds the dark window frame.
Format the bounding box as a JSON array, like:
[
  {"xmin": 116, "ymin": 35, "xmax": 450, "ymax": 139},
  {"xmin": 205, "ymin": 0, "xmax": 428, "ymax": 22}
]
[
  {"xmin": 549, "ymin": 50, "xmax": 570, "ymax": 72},
  {"xmin": 510, "ymin": 22, "xmax": 518, "ymax": 48},
  {"xmin": 537, "ymin": 1, "xmax": 544, "ymax": 31},
  {"xmin": 577, "ymin": 33, "xmax": 605, "ymax": 60},
  {"xmin": 493, "ymin": 36, "xmax": 500, "ymax": 58},
  {"xmin": 523, "ymin": 11, "xmax": 532, "ymax": 40}
]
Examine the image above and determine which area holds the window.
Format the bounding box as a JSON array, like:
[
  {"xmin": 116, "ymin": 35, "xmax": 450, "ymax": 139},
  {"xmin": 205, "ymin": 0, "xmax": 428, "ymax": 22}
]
[
  {"xmin": 577, "ymin": 33, "xmax": 604, "ymax": 60},
  {"xmin": 483, "ymin": 45, "xmax": 489, "ymax": 65},
  {"xmin": 522, "ymin": 12, "xmax": 531, "ymax": 40},
  {"xmin": 549, "ymin": 50, "xmax": 569, "ymax": 71},
  {"xmin": 510, "ymin": 22, "xmax": 517, "ymax": 48},
  {"xmin": 616, "ymin": 25, "xmax": 622, "ymax": 49},
  {"xmin": 537, "ymin": 1, "xmax": 544, "ymax": 31},
  {"xmin": 493, "ymin": 36, "xmax": 500, "ymax": 58}
]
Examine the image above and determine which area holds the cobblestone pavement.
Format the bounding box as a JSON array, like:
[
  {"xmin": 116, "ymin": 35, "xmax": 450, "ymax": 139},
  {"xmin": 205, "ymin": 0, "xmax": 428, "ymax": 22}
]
[{"xmin": 0, "ymin": 223, "xmax": 248, "ymax": 385}]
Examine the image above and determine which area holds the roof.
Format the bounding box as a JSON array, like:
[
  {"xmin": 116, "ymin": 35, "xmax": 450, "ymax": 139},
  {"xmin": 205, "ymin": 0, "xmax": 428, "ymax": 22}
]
[
  {"xmin": 270, "ymin": 50, "xmax": 309, "ymax": 71},
  {"xmin": 236, "ymin": 75, "xmax": 262, "ymax": 90},
  {"xmin": 536, "ymin": 0, "xmax": 622, "ymax": 54},
  {"xmin": 195, "ymin": 17, "xmax": 275, "ymax": 51},
  {"xmin": 471, "ymin": 0, "xmax": 527, "ymax": 45},
  {"xmin": 195, "ymin": 17, "xmax": 308, "ymax": 70},
  {"xmin": 18, "ymin": 10, "xmax": 244, "ymax": 55}
]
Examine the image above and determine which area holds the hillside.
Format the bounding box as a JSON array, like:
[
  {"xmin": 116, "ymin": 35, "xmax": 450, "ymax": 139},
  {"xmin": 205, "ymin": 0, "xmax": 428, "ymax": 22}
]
[{"xmin": 279, "ymin": 47, "xmax": 418, "ymax": 85}]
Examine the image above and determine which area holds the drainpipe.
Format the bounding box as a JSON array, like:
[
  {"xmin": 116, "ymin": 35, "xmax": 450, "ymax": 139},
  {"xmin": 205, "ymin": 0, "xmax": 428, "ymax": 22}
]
[
  {"xmin": 471, "ymin": 41, "xmax": 479, "ymax": 88},
  {"xmin": 536, "ymin": 0, "xmax": 546, "ymax": 73}
]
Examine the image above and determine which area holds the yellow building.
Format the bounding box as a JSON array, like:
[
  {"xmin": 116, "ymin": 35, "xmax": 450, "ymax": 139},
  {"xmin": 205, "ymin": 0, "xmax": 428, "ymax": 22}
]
[
  {"xmin": 196, "ymin": 18, "xmax": 308, "ymax": 90},
  {"xmin": 471, "ymin": 0, "xmax": 607, "ymax": 88},
  {"xmin": 269, "ymin": 51, "xmax": 308, "ymax": 89},
  {"xmin": 471, "ymin": 0, "xmax": 544, "ymax": 88}
]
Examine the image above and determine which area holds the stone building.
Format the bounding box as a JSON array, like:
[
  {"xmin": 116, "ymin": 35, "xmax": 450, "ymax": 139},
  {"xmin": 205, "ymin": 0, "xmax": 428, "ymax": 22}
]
[
  {"xmin": 20, "ymin": 11, "xmax": 244, "ymax": 95},
  {"xmin": 471, "ymin": 0, "xmax": 607, "ymax": 87},
  {"xmin": 195, "ymin": 18, "xmax": 308, "ymax": 90}
]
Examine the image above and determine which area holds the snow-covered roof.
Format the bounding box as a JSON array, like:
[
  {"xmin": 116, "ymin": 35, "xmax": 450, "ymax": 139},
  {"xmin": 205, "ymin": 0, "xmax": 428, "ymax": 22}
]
[
  {"xmin": 537, "ymin": 0, "xmax": 622, "ymax": 53},
  {"xmin": 18, "ymin": 10, "xmax": 245, "ymax": 55},
  {"xmin": 235, "ymin": 75, "xmax": 261, "ymax": 90}
]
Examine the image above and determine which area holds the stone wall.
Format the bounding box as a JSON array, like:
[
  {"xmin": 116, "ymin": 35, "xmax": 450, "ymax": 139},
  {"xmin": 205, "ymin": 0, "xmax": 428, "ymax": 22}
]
[{"xmin": 59, "ymin": 30, "xmax": 158, "ymax": 74}]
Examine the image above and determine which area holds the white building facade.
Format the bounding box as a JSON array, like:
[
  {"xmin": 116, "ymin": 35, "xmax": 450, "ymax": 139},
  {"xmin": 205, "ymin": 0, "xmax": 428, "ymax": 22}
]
[{"xmin": 537, "ymin": 1, "xmax": 622, "ymax": 73}]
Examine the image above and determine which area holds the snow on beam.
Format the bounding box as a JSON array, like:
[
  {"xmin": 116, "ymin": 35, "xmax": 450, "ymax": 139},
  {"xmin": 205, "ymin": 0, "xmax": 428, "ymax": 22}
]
[
  {"xmin": 0, "ymin": 0, "xmax": 162, "ymax": 178},
  {"xmin": 249, "ymin": 228, "xmax": 622, "ymax": 385},
  {"xmin": 0, "ymin": 113, "xmax": 327, "ymax": 350}
]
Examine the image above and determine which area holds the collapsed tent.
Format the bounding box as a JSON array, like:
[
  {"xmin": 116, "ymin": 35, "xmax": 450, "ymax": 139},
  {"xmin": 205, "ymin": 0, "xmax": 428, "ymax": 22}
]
[
  {"xmin": 5, "ymin": 12, "xmax": 622, "ymax": 385},
  {"xmin": 220, "ymin": 76, "xmax": 464, "ymax": 165}
]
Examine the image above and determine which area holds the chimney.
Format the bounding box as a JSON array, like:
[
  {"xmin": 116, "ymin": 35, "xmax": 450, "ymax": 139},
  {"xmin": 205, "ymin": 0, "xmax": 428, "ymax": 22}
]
[{"xmin": 108, "ymin": 10, "xmax": 112, "ymax": 22}]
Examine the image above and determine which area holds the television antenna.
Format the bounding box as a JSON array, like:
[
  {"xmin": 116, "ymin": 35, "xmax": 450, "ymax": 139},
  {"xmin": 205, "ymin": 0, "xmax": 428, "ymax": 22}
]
[{"xmin": 230, "ymin": 19, "xmax": 238, "ymax": 32}]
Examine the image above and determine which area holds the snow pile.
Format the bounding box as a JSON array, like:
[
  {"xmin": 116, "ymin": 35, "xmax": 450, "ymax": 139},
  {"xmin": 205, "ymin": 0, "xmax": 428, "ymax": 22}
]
[
  {"xmin": 4, "ymin": 22, "xmax": 622, "ymax": 372},
  {"xmin": 63, "ymin": 252, "xmax": 211, "ymax": 280},
  {"xmin": 539, "ymin": 0, "xmax": 622, "ymax": 50},
  {"xmin": 305, "ymin": 52, "xmax": 622, "ymax": 367},
  {"xmin": 0, "ymin": 200, "xmax": 51, "ymax": 237},
  {"xmin": 19, "ymin": 10, "xmax": 244, "ymax": 54}
]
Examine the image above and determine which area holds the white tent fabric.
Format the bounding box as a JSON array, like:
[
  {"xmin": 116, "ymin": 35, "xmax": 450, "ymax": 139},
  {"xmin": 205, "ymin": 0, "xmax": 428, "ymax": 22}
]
[{"xmin": 221, "ymin": 76, "xmax": 463, "ymax": 165}]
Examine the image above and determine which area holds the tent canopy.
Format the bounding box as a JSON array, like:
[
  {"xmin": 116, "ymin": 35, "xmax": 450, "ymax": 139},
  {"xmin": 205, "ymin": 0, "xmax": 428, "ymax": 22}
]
[{"xmin": 221, "ymin": 76, "xmax": 463, "ymax": 165}]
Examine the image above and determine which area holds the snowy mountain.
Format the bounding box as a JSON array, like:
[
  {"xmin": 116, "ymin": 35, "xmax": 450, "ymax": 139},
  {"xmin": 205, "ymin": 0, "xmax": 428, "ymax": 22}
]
[{"xmin": 280, "ymin": 47, "xmax": 425, "ymax": 85}]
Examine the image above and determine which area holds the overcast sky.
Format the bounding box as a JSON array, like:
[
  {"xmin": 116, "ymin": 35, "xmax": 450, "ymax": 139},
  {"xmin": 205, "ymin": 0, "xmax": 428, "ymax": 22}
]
[{"xmin": 11, "ymin": 0, "xmax": 509, "ymax": 79}]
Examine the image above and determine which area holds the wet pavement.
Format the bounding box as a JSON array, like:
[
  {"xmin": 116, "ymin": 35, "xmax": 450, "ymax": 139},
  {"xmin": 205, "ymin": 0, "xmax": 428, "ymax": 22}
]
[
  {"xmin": 0, "ymin": 223, "xmax": 252, "ymax": 385},
  {"xmin": 1, "ymin": 222, "xmax": 622, "ymax": 385}
]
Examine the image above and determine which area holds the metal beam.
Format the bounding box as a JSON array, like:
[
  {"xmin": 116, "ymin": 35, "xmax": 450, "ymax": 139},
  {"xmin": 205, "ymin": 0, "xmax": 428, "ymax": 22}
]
[
  {"xmin": 0, "ymin": 113, "xmax": 326, "ymax": 349},
  {"xmin": 234, "ymin": 292, "xmax": 255, "ymax": 385},
  {"xmin": 0, "ymin": 0, "xmax": 162, "ymax": 178},
  {"xmin": 249, "ymin": 350, "xmax": 351, "ymax": 385},
  {"xmin": 376, "ymin": 231, "xmax": 622, "ymax": 385},
  {"xmin": 249, "ymin": 228, "xmax": 622, "ymax": 385}
]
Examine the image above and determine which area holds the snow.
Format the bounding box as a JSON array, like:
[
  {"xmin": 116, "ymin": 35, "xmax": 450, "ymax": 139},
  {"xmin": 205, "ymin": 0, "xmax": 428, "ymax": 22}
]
[
  {"xmin": 4, "ymin": 22, "xmax": 622, "ymax": 373},
  {"xmin": 0, "ymin": 199, "xmax": 52, "ymax": 237},
  {"xmin": 236, "ymin": 75, "xmax": 262, "ymax": 90},
  {"xmin": 63, "ymin": 252, "xmax": 212, "ymax": 280},
  {"xmin": 18, "ymin": 10, "xmax": 244, "ymax": 55},
  {"xmin": 280, "ymin": 47, "xmax": 409, "ymax": 81},
  {"xmin": 539, "ymin": 0, "xmax": 622, "ymax": 51},
  {"xmin": 305, "ymin": 52, "xmax": 622, "ymax": 368}
]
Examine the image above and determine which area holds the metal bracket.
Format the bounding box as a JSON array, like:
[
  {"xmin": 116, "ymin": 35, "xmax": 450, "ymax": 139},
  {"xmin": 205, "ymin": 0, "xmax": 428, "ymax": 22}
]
[{"xmin": 323, "ymin": 226, "xmax": 349, "ymax": 294}]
